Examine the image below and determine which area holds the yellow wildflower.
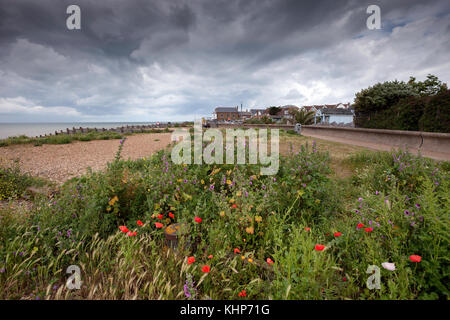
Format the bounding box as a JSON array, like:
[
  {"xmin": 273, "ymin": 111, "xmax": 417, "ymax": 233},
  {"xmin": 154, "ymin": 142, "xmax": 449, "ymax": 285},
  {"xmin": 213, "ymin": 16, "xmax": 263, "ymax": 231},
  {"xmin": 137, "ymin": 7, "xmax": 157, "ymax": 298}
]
[
  {"xmin": 255, "ymin": 216, "xmax": 262, "ymax": 223},
  {"xmin": 246, "ymin": 226, "xmax": 254, "ymax": 234},
  {"xmin": 109, "ymin": 196, "xmax": 118, "ymax": 206}
]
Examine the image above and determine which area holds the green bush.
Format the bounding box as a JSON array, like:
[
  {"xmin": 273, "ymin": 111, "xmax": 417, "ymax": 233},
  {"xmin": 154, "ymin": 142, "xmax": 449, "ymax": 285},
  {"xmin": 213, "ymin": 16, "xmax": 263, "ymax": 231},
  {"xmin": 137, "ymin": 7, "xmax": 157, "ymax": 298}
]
[
  {"xmin": 353, "ymin": 74, "xmax": 449, "ymax": 132},
  {"xmin": 419, "ymin": 89, "xmax": 450, "ymax": 133},
  {"xmin": 0, "ymin": 161, "xmax": 34, "ymax": 200}
]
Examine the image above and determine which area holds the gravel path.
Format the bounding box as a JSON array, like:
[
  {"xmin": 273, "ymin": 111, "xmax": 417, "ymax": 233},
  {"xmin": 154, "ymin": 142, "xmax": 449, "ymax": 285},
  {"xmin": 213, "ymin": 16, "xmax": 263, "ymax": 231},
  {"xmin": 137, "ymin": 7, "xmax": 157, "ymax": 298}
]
[{"xmin": 0, "ymin": 133, "xmax": 173, "ymax": 184}]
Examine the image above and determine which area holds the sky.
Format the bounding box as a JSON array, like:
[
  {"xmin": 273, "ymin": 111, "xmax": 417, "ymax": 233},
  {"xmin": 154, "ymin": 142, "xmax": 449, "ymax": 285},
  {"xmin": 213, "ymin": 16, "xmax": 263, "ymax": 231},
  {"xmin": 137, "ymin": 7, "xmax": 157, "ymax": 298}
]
[{"xmin": 0, "ymin": 0, "xmax": 449, "ymax": 122}]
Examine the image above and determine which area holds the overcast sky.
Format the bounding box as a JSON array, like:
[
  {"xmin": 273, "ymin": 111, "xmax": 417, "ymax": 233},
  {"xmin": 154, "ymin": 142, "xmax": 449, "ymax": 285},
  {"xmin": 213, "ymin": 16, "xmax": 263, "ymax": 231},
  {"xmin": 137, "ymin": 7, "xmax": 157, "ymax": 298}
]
[{"xmin": 0, "ymin": 0, "xmax": 449, "ymax": 122}]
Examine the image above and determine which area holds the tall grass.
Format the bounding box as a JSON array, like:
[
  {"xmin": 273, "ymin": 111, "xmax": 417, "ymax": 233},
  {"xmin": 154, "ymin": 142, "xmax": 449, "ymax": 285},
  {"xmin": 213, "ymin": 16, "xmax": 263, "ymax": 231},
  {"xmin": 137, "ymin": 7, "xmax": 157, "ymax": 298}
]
[{"xmin": 0, "ymin": 142, "xmax": 448, "ymax": 300}]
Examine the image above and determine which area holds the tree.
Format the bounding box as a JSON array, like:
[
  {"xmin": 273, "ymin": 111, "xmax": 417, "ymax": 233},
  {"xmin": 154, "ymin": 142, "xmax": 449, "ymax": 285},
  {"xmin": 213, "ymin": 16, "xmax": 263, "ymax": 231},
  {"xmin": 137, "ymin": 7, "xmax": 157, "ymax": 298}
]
[
  {"xmin": 267, "ymin": 106, "xmax": 281, "ymax": 115},
  {"xmin": 408, "ymin": 74, "xmax": 448, "ymax": 96},
  {"xmin": 289, "ymin": 109, "xmax": 315, "ymax": 125},
  {"xmin": 354, "ymin": 80, "xmax": 418, "ymax": 115}
]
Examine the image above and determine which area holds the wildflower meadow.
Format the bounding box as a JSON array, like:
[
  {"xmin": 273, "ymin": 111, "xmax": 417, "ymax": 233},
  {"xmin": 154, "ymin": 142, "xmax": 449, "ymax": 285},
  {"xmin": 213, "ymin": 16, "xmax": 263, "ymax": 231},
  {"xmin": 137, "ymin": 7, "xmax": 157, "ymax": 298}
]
[{"xmin": 0, "ymin": 131, "xmax": 448, "ymax": 300}]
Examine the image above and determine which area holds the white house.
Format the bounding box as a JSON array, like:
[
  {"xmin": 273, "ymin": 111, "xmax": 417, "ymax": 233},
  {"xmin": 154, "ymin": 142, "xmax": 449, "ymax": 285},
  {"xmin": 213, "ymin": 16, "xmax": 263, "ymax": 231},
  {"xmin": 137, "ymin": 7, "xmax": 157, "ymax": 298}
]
[{"xmin": 315, "ymin": 108, "xmax": 354, "ymax": 125}]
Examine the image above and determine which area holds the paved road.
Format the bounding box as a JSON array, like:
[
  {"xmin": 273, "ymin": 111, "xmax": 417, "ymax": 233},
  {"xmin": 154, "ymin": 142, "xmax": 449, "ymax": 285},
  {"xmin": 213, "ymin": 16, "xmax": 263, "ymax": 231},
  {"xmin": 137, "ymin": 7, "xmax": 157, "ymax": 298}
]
[{"xmin": 303, "ymin": 132, "xmax": 450, "ymax": 162}]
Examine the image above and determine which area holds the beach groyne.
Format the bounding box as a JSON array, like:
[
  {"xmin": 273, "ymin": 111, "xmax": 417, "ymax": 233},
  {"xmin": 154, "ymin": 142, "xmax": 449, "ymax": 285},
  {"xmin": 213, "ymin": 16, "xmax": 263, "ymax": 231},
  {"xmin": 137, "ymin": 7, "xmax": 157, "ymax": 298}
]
[{"xmin": 34, "ymin": 123, "xmax": 171, "ymax": 138}]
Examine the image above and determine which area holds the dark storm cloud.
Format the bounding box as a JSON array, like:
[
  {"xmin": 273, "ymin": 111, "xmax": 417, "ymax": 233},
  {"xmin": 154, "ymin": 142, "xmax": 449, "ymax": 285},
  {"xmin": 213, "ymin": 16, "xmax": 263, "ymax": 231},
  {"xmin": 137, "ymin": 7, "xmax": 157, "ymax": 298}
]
[{"xmin": 0, "ymin": 0, "xmax": 449, "ymax": 121}]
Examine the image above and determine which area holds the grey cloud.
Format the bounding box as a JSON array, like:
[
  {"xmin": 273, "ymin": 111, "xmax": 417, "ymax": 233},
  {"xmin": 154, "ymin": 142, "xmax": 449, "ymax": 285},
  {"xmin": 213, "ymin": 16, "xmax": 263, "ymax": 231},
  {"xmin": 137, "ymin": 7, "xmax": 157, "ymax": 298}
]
[{"xmin": 0, "ymin": 0, "xmax": 449, "ymax": 122}]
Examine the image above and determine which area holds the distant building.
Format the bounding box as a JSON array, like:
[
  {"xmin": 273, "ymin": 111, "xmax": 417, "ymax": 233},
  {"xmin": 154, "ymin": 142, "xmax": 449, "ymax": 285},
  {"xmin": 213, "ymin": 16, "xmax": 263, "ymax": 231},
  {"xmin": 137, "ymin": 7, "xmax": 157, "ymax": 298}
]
[
  {"xmin": 316, "ymin": 108, "xmax": 354, "ymax": 124},
  {"xmin": 264, "ymin": 105, "xmax": 299, "ymax": 123},
  {"xmin": 250, "ymin": 109, "xmax": 265, "ymax": 118},
  {"xmin": 301, "ymin": 102, "xmax": 351, "ymax": 112},
  {"xmin": 239, "ymin": 110, "xmax": 252, "ymax": 120},
  {"xmin": 214, "ymin": 106, "xmax": 240, "ymax": 121}
]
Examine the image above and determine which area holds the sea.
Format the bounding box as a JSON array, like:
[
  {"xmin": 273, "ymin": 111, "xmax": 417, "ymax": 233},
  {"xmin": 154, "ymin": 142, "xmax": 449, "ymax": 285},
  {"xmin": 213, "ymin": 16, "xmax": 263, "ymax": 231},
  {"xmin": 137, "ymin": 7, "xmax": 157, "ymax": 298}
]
[{"xmin": 0, "ymin": 122, "xmax": 162, "ymax": 139}]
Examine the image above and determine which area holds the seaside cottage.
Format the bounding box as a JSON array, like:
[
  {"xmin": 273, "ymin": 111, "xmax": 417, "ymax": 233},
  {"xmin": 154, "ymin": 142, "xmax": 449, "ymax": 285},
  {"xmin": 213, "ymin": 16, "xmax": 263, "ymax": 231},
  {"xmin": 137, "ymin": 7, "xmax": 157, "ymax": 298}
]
[
  {"xmin": 315, "ymin": 108, "xmax": 354, "ymax": 125},
  {"xmin": 214, "ymin": 107, "xmax": 240, "ymax": 121}
]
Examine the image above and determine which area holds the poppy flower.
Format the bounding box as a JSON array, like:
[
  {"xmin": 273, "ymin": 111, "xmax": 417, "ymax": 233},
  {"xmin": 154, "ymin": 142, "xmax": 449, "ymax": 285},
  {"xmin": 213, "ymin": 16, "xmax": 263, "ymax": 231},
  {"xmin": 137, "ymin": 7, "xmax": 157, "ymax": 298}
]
[
  {"xmin": 137, "ymin": 220, "xmax": 144, "ymax": 226},
  {"xmin": 305, "ymin": 227, "xmax": 310, "ymax": 231},
  {"xmin": 187, "ymin": 256, "xmax": 195, "ymax": 264},
  {"xmin": 232, "ymin": 204, "xmax": 237, "ymax": 208},
  {"xmin": 315, "ymin": 244, "xmax": 325, "ymax": 251},
  {"xmin": 194, "ymin": 217, "xmax": 202, "ymax": 223},
  {"xmin": 202, "ymin": 265, "xmax": 210, "ymax": 273},
  {"xmin": 169, "ymin": 212, "xmax": 175, "ymax": 218},
  {"xmin": 409, "ymin": 255, "xmax": 421, "ymax": 263},
  {"xmin": 365, "ymin": 227, "xmax": 373, "ymax": 233},
  {"xmin": 234, "ymin": 248, "xmax": 240, "ymax": 254},
  {"xmin": 343, "ymin": 277, "xmax": 347, "ymax": 282},
  {"xmin": 208, "ymin": 255, "xmax": 213, "ymax": 259},
  {"xmin": 119, "ymin": 226, "xmax": 129, "ymax": 233},
  {"xmin": 357, "ymin": 223, "xmax": 364, "ymax": 229},
  {"xmin": 238, "ymin": 290, "xmax": 247, "ymax": 297},
  {"xmin": 334, "ymin": 232, "xmax": 342, "ymax": 237},
  {"xmin": 154, "ymin": 222, "xmax": 163, "ymax": 229},
  {"xmin": 157, "ymin": 214, "xmax": 163, "ymax": 220},
  {"xmin": 266, "ymin": 258, "xmax": 274, "ymax": 265},
  {"xmin": 127, "ymin": 231, "xmax": 137, "ymax": 236}
]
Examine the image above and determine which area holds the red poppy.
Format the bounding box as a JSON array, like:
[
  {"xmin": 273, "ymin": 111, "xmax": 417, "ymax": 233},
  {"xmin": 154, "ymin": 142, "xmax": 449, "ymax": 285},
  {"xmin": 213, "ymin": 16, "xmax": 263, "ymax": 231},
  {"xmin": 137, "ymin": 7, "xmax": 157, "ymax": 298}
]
[
  {"xmin": 127, "ymin": 231, "xmax": 137, "ymax": 236},
  {"xmin": 234, "ymin": 248, "xmax": 240, "ymax": 254},
  {"xmin": 202, "ymin": 265, "xmax": 210, "ymax": 273},
  {"xmin": 157, "ymin": 214, "xmax": 163, "ymax": 220},
  {"xmin": 343, "ymin": 277, "xmax": 347, "ymax": 282},
  {"xmin": 137, "ymin": 220, "xmax": 144, "ymax": 226},
  {"xmin": 119, "ymin": 226, "xmax": 129, "ymax": 233},
  {"xmin": 238, "ymin": 290, "xmax": 247, "ymax": 297},
  {"xmin": 187, "ymin": 256, "xmax": 195, "ymax": 264},
  {"xmin": 409, "ymin": 255, "xmax": 422, "ymax": 263},
  {"xmin": 232, "ymin": 204, "xmax": 237, "ymax": 208},
  {"xmin": 266, "ymin": 258, "xmax": 274, "ymax": 265},
  {"xmin": 334, "ymin": 232, "xmax": 342, "ymax": 237},
  {"xmin": 208, "ymin": 255, "xmax": 213, "ymax": 259},
  {"xmin": 154, "ymin": 222, "xmax": 163, "ymax": 229},
  {"xmin": 357, "ymin": 223, "xmax": 365, "ymax": 229},
  {"xmin": 194, "ymin": 217, "xmax": 202, "ymax": 223},
  {"xmin": 365, "ymin": 227, "xmax": 373, "ymax": 233},
  {"xmin": 169, "ymin": 212, "xmax": 175, "ymax": 218},
  {"xmin": 315, "ymin": 244, "xmax": 325, "ymax": 251},
  {"xmin": 305, "ymin": 227, "xmax": 310, "ymax": 231}
]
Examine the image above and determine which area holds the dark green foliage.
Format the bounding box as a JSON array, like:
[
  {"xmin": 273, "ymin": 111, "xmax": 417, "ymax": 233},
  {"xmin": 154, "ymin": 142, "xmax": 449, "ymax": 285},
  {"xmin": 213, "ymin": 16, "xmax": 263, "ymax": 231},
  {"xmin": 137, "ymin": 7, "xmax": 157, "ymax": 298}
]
[
  {"xmin": 419, "ymin": 89, "xmax": 450, "ymax": 133},
  {"xmin": 354, "ymin": 74, "xmax": 449, "ymax": 132}
]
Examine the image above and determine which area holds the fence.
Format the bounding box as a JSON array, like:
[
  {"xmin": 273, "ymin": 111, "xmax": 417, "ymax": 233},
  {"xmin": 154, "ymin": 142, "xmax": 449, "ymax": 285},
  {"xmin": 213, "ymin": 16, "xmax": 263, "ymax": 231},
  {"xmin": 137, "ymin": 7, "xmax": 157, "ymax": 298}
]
[{"xmin": 33, "ymin": 124, "xmax": 170, "ymax": 138}]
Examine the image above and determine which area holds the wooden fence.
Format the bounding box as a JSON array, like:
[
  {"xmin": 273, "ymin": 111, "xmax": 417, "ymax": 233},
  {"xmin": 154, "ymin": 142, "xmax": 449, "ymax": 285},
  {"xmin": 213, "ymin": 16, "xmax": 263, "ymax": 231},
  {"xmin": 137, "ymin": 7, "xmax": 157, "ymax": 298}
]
[{"xmin": 34, "ymin": 124, "xmax": 171, "ymax": 138}]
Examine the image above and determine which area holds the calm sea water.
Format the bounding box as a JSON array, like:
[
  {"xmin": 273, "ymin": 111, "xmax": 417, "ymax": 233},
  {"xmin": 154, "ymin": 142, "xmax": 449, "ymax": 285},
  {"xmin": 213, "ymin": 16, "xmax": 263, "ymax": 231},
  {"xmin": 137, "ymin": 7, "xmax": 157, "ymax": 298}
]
[{"xmin": 0, "ymin": 122, "xmax": 162, "ymax": 139}]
